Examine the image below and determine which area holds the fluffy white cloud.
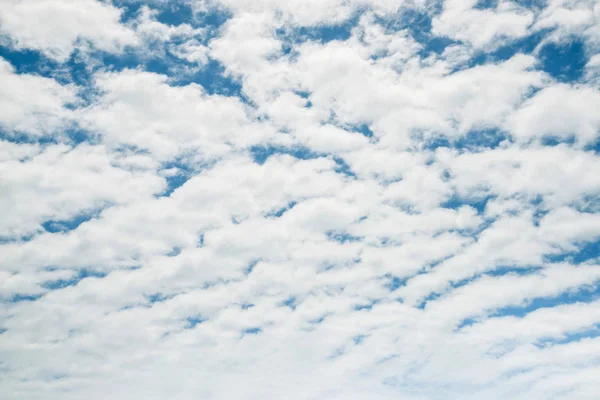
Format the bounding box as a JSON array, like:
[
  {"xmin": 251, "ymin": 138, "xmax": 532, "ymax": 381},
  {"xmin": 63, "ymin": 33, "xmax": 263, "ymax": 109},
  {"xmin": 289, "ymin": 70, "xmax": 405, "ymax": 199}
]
[
  {"xmin": 1, "ymin": 1, "xmax": 599, "ymax": 400},
  {"xmin": 80, "ymin": 69, "xmax": 271, "ymax": 160},
  {"xmin": 432, "ymin": 0, "xmax": 534, "ymax": 50},
  {"xmin": 534, "ymin": 0, "xmax": 600, "ymax": 43},
  {"xmin": 0, "ymin": 143, "xmax": 164, "ymax": 239},
  {"xmin": 509, "ymin": 84, "xmax": 600, "ymax": 144},
  {"xmin": 0, "ymin": 58, "xmax": 77, "ymax": 135},
  {"xmin": 0, "ymin": 0, "xmax": 137, "ymax": 61}
]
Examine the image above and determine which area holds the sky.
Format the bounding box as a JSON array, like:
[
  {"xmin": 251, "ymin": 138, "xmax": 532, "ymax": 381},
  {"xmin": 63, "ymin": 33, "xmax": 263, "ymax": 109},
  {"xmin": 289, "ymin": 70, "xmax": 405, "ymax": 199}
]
[{"xmin": 1, "ymin": 0, "xmax": 600, "ymax": 399}]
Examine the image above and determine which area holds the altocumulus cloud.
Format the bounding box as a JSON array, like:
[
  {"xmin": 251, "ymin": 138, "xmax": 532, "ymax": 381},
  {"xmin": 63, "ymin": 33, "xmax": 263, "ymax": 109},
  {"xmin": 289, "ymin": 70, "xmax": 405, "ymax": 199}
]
[{"xmin": 1, "ymin": 0, "xmax": 600, "ymax": 399}]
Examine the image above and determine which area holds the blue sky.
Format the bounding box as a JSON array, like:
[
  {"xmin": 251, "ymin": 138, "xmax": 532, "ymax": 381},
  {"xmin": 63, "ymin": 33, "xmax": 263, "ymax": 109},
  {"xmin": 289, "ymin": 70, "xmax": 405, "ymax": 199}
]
[{"xmin": 1, "ymin": 0, "xmax": 600, "ymax": 399}]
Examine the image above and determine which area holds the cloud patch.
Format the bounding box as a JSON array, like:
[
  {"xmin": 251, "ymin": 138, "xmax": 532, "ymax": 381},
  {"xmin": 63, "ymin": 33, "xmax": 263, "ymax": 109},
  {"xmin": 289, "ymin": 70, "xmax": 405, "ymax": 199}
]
[{"xmin": 0, "ymin": 1, "xmax": 599, "ymax": 400}]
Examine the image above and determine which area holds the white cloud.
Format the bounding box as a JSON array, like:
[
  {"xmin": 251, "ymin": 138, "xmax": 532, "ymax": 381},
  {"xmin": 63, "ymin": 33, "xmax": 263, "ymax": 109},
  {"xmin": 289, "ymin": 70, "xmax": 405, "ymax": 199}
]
[
  {"xmin": 0, "ymin": 0, "xmax": 137, "ymax": 62},
  {"xmin": 586, "ymin": 53, "xmax": 600, "ymax": 83},
  {"xmin": 432, "ymin": 0, "xmax": 534, "ymax": 50},
  {"xmin": 509, "ymin": 84, "xmax": 600, "ymax": 144},
  {"xmin": 80, "ymin": 68, "xmax": 271, "ymax": 161},
  {"xmin": 0, "ymin": 143, "xmax": 164, "ymax": 239},
  {"xmin": 534, "ymin": 0, "xmax": 599, "ymax": 42},
  {"xmin": 1, "ymin": 1, "xmax": 599, "ymax": 400},
  {"xmin": 437, "ymin": 145, "xmax": 600, "ymax": 208},
  {"xmin": 0, "ymin": 58, "xmax": 77, "ymax": 135},
  {"xmin": 458, "ymin": 300, "xmax": 600, "ymax": 344}
]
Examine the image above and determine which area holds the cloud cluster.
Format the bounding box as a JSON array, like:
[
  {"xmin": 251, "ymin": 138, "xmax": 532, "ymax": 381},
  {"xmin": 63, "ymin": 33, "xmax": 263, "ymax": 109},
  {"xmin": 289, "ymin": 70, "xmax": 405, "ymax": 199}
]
[{"xmin": 1, "ymin": 1, "xmax": 599, "ymax": 399}]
